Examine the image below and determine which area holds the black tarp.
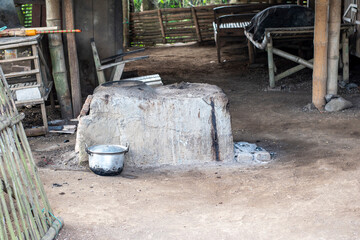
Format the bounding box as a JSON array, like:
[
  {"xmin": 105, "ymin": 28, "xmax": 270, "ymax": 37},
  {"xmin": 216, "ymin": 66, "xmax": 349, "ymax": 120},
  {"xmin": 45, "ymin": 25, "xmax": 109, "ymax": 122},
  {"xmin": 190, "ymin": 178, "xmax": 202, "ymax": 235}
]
[
  {"xmin": 0, "ymin": 0, "xmax": 21, "ymax": 28},
  {"xmin": 245, "ymin": 5, "xmax": 314, "ymax": 43}
]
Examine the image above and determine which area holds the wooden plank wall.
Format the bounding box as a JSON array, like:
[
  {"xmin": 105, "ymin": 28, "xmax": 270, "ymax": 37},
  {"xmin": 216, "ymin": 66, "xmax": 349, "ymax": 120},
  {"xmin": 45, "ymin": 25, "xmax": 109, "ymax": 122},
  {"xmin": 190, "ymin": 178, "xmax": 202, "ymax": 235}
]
[
  {"xmin": 130, "ymin": 0, "xmax": 308, "ymax": 46},
  {"xmin": 74, "ymin": 0, "xmax": 123, "ymax": 89}
]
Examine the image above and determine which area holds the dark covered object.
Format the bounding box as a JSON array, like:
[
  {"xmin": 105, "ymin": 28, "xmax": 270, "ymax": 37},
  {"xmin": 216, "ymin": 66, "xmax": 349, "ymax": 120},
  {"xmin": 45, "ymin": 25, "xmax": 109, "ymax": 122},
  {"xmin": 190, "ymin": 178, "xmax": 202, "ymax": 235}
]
[
  {"xmin": 0, "ymin": 0, "xmax": 21, "ymax": 28},
  {"xmin": 245, "ymin": 5, "xmax": 314, "ymax": 43}
]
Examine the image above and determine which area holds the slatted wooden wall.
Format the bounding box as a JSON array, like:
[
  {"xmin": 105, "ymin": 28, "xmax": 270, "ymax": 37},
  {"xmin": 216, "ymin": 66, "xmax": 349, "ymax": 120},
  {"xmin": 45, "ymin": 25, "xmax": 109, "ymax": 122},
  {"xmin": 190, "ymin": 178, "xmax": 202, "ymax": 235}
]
[{"xmin": 130, "ymin": 1, "xmax": 309, "ymax": 46}]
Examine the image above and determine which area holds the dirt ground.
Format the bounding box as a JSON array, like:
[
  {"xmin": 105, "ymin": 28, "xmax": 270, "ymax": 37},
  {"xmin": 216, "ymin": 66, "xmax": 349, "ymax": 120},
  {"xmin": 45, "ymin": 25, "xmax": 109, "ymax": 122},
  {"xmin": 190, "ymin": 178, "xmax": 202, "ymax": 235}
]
[{"xmin": 28, "ymin": 43, "xmax": 360, "ymax": 239}]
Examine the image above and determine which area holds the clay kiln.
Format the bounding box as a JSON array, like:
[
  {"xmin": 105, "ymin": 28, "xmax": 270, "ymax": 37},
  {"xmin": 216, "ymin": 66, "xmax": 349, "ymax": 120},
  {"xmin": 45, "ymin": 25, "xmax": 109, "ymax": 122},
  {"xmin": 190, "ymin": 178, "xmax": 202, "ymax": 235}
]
[{"xmin": 76, "ymin": 81, "xmax": 234, "ymax": 167}]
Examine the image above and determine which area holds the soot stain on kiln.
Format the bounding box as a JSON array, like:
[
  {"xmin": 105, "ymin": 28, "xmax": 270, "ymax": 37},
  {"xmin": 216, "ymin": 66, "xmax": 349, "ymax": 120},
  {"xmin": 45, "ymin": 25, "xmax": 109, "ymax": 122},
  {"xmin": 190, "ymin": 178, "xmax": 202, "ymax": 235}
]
[{"xmin": 210, "ymin": 98, "xmax": 220, "ymax": 161}]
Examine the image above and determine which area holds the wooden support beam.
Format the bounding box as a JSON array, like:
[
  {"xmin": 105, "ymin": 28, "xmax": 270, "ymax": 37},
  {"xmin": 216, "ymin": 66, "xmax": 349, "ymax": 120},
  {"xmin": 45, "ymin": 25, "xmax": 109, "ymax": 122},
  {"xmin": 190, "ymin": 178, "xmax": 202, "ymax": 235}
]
[
  {"xmin": 312, "ymin": 0, "xmax": 329, "ymax": 110},
  {"xmin": 342, "ymin": 32, "xmax": 350, "ymax": 83},
  {"xmin": 327, "ymin": 0, "xmax": 341, "ymax": 95},
  {"xmin": 275, "ymin": 59, "xmax": 314, "ymax": 82},
  {"xmin": 191, "ymin": 7, "xmax": 202, "ymax": 42},
  {"xmin": 158, "ymin": 9, "xmax": 166, "ymax": 44},
  {"xmin": 273, "ymin": 47, "xmax": 313, "ymax": 69},
  {"xmin": 247, "ymin": 40, "xmax": 255, "ymax": 64},
  {"xmin": 64, "ymin": 0, "xmax": 82, "ymax": 118}
]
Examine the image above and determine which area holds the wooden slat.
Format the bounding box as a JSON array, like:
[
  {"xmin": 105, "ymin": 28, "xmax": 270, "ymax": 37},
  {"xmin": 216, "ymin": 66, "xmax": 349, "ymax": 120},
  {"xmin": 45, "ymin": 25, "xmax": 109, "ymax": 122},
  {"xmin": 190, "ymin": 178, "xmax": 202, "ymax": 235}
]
[
  {"xmin": 0, "ymin": 41, "xmax": 38, "ymax": 50},
  {"xmin": 5, "ymin": 69, "xmax": 39, "ymax": 78},
  {"xmin": 0, "ymin": 55, "xmax": 37, "ymax": 63}
]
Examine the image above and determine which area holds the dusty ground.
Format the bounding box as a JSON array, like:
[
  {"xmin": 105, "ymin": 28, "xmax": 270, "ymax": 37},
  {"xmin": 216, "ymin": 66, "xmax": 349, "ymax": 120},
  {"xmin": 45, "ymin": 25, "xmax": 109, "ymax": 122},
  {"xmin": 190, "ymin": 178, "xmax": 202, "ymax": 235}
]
[{"xmin": 28, "ymin": 43, "xmax": 360, "ymax": 239}]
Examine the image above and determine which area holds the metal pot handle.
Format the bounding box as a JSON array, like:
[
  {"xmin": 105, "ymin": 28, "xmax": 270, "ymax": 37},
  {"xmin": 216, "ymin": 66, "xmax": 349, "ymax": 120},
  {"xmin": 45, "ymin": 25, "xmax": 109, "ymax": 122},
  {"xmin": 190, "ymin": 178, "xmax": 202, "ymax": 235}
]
[
  {"xmin": 85, "ymin": 143, "xmax": 92, "ymax": 156},
  {"xmin": 125, "ymin": 143, "xmax": 130, "ymax": 153}
]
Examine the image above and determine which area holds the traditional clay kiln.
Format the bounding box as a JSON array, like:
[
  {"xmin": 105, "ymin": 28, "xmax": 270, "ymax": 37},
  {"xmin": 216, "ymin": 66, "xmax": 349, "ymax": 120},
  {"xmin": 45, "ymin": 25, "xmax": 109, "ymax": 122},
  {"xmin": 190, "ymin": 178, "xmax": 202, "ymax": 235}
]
[{"xmin": 76, "ymin": 81, "xmax": 234, "ymax": 167}]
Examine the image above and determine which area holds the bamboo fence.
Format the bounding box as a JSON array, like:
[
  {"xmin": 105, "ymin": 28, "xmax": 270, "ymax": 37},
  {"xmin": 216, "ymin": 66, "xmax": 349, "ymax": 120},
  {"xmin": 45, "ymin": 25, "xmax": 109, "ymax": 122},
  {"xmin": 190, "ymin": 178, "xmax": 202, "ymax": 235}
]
[
  {"xmin": 0, "ymin": 65, "xmax": 62, "ymax": 240},
  {"xmin": 129, "ymin": 1, "xmax": 309, "ymax": 46}
]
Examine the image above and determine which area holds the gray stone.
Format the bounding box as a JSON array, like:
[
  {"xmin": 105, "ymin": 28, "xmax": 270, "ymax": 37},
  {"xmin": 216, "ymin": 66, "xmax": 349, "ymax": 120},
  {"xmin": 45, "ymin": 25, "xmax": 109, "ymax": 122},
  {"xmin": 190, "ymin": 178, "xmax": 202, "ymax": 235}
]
[
  {"xmin": 346, "ymin": 83, "xmax": 358, "ymax": 91},
  {"xmin": 234, "ymin": 152, "xmax": 254, "ymax": 163},
  {"xmin": 339, "ymin": 80, "xmax": 347, "ymax": 89},
  {"xmin": 76, "ymin": 81, "xmax": 234, "ymax": 167},
  {"xmin": 234, "ymin": 142, "xmax": 271, "ymax": 164},
  {"xmin": 325, "ymin": 97, "xmax": 353, "ymax": 112},
  {"xmin": 302, "ymin": 103, "xmax": 316, "ymax": 112},
  {"xmin": 253, "ymin": 149, "xmax": 271, "ymax": 162},
  {"xmin": 325, "ymin": 94, "xmax": 338, "ymax": 103}
]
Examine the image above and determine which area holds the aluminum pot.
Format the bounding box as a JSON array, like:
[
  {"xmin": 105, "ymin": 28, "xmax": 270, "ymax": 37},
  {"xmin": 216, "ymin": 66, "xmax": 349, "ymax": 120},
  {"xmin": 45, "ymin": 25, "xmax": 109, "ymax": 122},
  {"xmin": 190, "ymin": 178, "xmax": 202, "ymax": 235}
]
[{"xmin": 86, "ymin": 144, "xmax": 129, "ymax": 176}]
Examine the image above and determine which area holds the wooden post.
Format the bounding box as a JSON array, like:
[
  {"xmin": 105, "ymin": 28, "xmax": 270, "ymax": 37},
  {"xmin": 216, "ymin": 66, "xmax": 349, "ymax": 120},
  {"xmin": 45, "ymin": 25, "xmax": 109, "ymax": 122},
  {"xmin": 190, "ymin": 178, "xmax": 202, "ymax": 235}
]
[
  {"xmin": 45, "ymin": 0, "xmax": 73, "ymax": 119},
  {"xmin": 327, "ymin": 0, "xmax": 341, "ymax": 95},
  {"xmin": 90, "ymin": 40, "xmax": 107, "ymax": 85},
  {"xmin": 247, "ymin": 40, "xmax": 254, "ymax": 64},
  {"xmin": 158, "ymin": 9, "xmax": 166, "ymax": 44},
  {"xmin": 312, "ymin": 0, "xmax": 329, "ymax": 110},
  {"xmin": 123, "ymin": 0, "xmax": 130, "ymax": 47},
  {"xmin": 191, "ymin": 7, "xmax": 202, "ymax": 42},
  {"xmin": 356, "ymin": 1, "xmax": 360, "ymax": 58},
  {"xmin": 267, "ymin": 39, "xmax": 275, "ymax": 88},
  {"xmin": 342, "ymin": 32, "xmax": 350, "ymax": 83},
  {"xmin": 64, "ymin": 0, "xmax": 82, "ymax": 118}
]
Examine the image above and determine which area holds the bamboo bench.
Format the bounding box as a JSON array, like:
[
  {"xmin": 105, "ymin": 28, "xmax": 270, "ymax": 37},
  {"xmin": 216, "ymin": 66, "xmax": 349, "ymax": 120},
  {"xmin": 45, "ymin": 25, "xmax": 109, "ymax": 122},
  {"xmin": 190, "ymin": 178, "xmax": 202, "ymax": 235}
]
[{"xmin": 213, "ymin": 4, "xmax": 273, "ymax": 63}]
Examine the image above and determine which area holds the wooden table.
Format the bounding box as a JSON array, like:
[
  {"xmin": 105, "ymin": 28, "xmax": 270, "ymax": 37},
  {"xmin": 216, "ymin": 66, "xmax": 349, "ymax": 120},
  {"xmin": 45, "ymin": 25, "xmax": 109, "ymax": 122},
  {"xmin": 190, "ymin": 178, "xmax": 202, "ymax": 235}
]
[{"xmin": 246, "ymin": 24, "xmax": 354, "ymax": 88}]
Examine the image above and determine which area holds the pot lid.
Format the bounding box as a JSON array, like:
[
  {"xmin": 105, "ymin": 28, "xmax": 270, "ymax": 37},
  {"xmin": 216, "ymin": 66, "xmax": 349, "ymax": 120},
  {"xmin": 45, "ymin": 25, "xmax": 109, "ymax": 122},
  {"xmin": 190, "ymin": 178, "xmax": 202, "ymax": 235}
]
[{"xmin": 87, "ymin": 145, "xmax": 128, "ymax": 154}]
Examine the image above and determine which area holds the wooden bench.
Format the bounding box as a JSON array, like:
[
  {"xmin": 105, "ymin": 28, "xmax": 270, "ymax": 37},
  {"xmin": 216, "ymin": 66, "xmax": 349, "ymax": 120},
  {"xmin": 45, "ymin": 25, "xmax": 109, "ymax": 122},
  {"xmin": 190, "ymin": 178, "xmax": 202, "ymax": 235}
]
[{"xmin": 213, "ymin": 4, "xmax": 273, "ymax": 63}]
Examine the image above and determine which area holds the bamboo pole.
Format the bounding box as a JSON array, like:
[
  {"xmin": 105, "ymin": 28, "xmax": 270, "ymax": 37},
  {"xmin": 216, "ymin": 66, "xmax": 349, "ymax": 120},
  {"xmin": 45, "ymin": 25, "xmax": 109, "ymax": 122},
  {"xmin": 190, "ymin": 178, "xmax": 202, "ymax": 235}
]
[
  {"xmin": 41, "ymin": 217, "xmax": 64, "ymax": 240},
  {"xmin": 267, "ymin": 39, "xmax": 275, "ymax": 88},
  {"xmin": 0, "ymin": 198, "xmax": 7, "ymax": 240},
  {"xmin": 312, "ymin": 0, "xmax": 329, "ymax": 110},
  {"xmin": 64, "ymin": 0, "xmax": 82, "ymax": 118},
  {"xmin": 327, "ymin": 0, "xmax": 341, "ymax": 95},
  {"xmin": 45, "ymin": 0, "xmax": 73, "ymax": 119},
  {"xmin": 0, "ymin": 133, "xmax": 40, "ymax": 240},
  {"xmin": 123, "ymin": 0, "xmax": 130, "ymax": 47},
  {"xmin": 0, "ymin": 66, "xmax": 58, "ymax": 239}
]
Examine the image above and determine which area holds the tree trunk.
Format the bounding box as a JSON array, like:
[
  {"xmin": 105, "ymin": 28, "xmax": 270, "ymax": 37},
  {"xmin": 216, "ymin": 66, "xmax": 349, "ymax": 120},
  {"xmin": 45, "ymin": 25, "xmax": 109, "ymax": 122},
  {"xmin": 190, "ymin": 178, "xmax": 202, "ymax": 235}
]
[{"xmin": 46, "ymin": 0, "xmax": 73, "ymax": 119}]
